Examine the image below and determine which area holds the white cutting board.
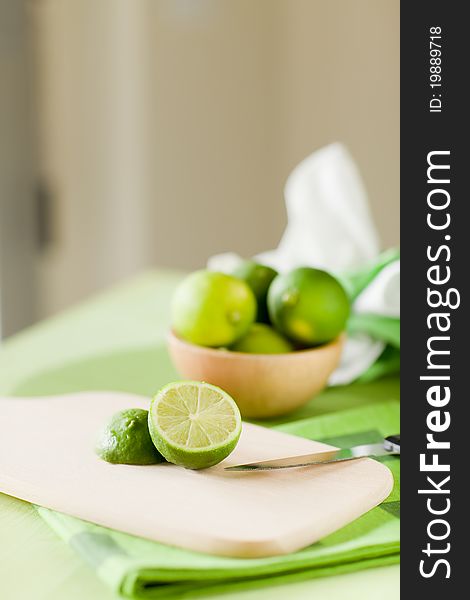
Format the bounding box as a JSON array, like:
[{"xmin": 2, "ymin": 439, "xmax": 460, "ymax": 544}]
[{"xmin": 0, "ymin": 392, "xmax": 393, "ymax": 558}]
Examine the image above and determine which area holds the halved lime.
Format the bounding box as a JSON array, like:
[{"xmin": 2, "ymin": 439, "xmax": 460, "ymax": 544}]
[
  {"xmin": 148, "ymin": 381, "xmax": 242, "ymax": 470},
  {"xmin": 95, "ymin": 408, "xmax": 165, "ymax": 465}
]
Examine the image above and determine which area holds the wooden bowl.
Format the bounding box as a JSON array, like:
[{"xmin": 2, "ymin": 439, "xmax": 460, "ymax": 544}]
[{"xmin": 167, "ymin": 331, "xmax": 344, "ymax": 419}]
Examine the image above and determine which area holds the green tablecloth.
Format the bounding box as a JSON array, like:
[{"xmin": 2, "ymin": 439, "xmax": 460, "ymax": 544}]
[{"xmin": 0, "ymin": 271, "xmax": 400, "ymax": 599}]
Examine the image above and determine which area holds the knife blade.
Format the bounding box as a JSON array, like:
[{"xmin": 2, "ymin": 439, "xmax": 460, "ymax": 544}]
[{"xmin": 225, "ymin": 435, "xmax": 400, "ymax": 471}]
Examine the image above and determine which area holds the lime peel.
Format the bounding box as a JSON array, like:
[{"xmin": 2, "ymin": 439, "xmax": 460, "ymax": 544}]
[{"xmin": 95, "ymin": 408, "xmax": 165, "ymax": 465}]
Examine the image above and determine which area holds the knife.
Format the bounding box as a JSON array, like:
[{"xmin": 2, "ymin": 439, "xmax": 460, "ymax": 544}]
[{"xmin": 225, "ymin": 435, "xmax": 400, "ymax": 471}]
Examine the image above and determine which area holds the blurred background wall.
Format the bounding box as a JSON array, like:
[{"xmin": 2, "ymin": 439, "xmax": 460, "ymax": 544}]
[{"xmin": 1, "ymin": 0, "xmax": 399, "ymax": 336}]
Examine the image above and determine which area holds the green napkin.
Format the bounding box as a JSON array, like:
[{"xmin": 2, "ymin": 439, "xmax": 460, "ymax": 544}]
[
  {"xmin": 343, "ymin": 248, "xmax": 400, "ymax": 301},
  {"xmin": 36, "ymin": 401, "xmax": 399, "ymax": 599},
  {"xmin": 340, "ymin": 249, "xmax": 400, "ymax": 382}
]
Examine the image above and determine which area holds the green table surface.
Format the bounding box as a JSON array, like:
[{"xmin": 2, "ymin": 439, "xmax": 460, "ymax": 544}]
[{"xmin": 0, "ymin": 271, "xmax": 399, "ymax": 600}]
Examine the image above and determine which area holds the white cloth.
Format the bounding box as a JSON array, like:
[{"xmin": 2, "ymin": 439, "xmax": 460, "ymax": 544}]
[
  {"xmin": 257, "ymin": 143, "xmax": 380, "ymax": 272},
  {"xmin": 208, "ymin": 143, "xmax": 400, "ymax": 385}
]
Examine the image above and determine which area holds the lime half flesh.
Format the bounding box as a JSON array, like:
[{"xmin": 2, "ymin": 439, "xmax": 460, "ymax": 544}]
[{"xmin": 148, "ymin": 381, "xmax": 242, "ymax": 470}]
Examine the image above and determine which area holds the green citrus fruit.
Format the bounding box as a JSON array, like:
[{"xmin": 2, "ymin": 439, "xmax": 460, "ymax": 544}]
[
  {"xmin": 267, "ymin": 267, "xmax": 350, "ymax": 345},
  {"xmin": 148, "ymin": 381, "xmax": 242, "ymax": 470},
  {"xmin": 231, "ymin": 260, "xmax": 278, "ymax": 323},
  {"xmin": 171, "ymin": 271, "xmax": 256, "ymax": 347},
  {"xmin": 230, "ymin": 323, "xmax": 293, "ymax": 354},
  {"xmin": 95, "ymin": 408, "xmax": 165, "ymax": 465}
]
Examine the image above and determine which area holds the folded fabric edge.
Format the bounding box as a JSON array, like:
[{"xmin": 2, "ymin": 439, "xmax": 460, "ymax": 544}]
[
  {"xmin": 122, "ymin": 549, "xmax": 400, "ymax": 599},
  {"xmin": 36, "ymin": 502, "xmax": 399, "ymax": 589}
]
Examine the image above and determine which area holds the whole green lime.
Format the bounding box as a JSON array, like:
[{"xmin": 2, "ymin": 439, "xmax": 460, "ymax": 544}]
[
  {"xmin": 267, "ymin": 267, "xmax": 350, "ymax": 345},
  {"xmin": 171, "ymin": 270, "xmax": 256, "ymax": 347},
  {"xmin": 231, "ymin": 261, "xmax": 278, "ymax": 323},
  {"xmin": 230, "ymin": 323, "xmax": 293, "ymax": 354},
  {"xmin": 95, "ymin": 408, "xmax": 165, "ymax": 465}
]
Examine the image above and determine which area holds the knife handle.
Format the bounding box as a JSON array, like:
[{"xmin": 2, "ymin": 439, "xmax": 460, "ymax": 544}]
[{"xmin": 384, "ymin": 435, "xmax": 400, "ymax": 454}]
